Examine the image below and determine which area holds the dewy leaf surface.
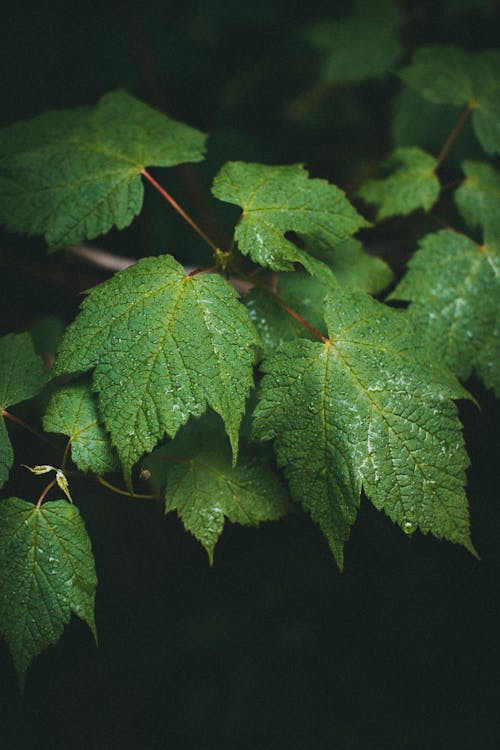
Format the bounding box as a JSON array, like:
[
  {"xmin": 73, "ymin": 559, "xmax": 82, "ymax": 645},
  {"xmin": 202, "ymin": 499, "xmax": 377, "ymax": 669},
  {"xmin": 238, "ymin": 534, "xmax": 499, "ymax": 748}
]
[
  {"xmin": 358, "ymin": 147, "xmax": 440, "ymax": 219},
  {"xmin": 43, "ymin": 381, "xmax": 118, "ymax": 475},
  {"xmin": 455, "ymin": 160, "xmax": 500, "ymax": 241},
  {"xmin": 161, "ymin": 441, "xmax": 290, "ymax": 563},
  {"xmin": 0, "ymin": 333, "xmax": 46, "ymax": 488},
  {"xmin": 253, "ymin": 287, "xmax": 473, "ymax": 568},
  {"xmin": 0, "ymin": 90, "xmax": 207, "ymax": 249},
  {"xmin": 55, "ymin": 255, "xmax": 259, "ymax": 480},
  {"xmin": 307, "ymin": 0, "xmax": 404, "ymax": 84},
  {"xmin": 0, "ymin": 498, "xmax": 97, "ymax": 686},
  {"xmin": 390, "ymin": 230, "xmax": 500, "ymax": 395},
  {"xmin": 399, "ymin": 46, "xmax": 500, "ymax": 155},
  {"xmin": 211, "ymin": 162, "xmax": 369, "ymax": 278}
]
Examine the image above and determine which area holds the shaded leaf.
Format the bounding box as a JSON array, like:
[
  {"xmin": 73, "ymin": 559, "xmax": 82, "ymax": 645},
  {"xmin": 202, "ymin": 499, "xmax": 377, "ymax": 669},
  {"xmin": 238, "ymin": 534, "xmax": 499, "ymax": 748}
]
[
  {"xmin": 43, "ymin": 381, "xmax": 118, "ymax": 475},
  {"xmin": 358, "ymin": 147, "xmax": 440, "ymax": 219},
  {"xmin": 390, "ymin": 229, "xmax": 500, "ymax": 395},
  {"xmin": 455, "ymin": 160, "xmax": 500, "ymax": 241},
  {"xmin": 0, "ymin": 333, "xmax": 46, "ymax": 489},
  {"xmin": 399, "ymin": 46, "xmax": 500, "ymax": 155},
  {"xmin": 253, "ymin": 287, "xmax": 474, "ymax": 568},
  {"xmin": 211, "ymin": 161, "xmax": 368, "ymax": 279},
  {"xmin": 0, "ymin": 90, "xmax": 207, "ymax": 249},
  {"xmin": 307, "ymin": 0, "xmax": 404, "ymax": 83},
  {"xmin": 0, "ymin": 498, "xmax": 96, "ymax": 687},
  {"xmin": 158, "ymin": 438, "xmax": 290, "ymax": 563},
  {"xmin": 55, "ymin": 255, "xmax": 259, "ymax": 481}
]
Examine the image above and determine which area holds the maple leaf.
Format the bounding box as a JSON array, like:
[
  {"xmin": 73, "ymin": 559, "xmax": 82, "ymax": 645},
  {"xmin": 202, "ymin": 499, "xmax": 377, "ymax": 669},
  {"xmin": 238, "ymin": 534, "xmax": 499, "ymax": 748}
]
[
  {"xmin": 0, "ymin": 333, "xmax": 46, "ymax": 489},
  {"xmin": 399, "ymin": 46, "xmax": 500, "ymax": 155},
  {"xmin": 148, "ymin": 430, "xmax": 291, "ymax": 563},
  {"xmin": 253, "ymin": 287, "xmax": 474, "ymax": 569},
  {"xmin": 307, "ymin": 0, "xmax": 404, "ymax": 83},
  {"xmin": 55, "ymin": 255, "xmax": 259, "ymax": 481},
  {"xmin": 43, "ymin": 381, "xmax": 118, "ymax": 475},
  {"xmin": 0, "ymin": 90, "xmax": 207, "ymax": 249},
  {"xmin": 455, "ymin": 160, "xmax": 500, "ymax": 242},
  {"xmin": 0, "ymin": 498, "xmax": 97, "ymax": 687},
  {"xmin": 390, "ymin": 229, "xmax": 500, "ymax": 395},
  {"xmin": 358, "ymin": 147, "xmax": 440, "ymax": 219},
  {"xmin": 211, "ymin": 161, "xmax": 369, "ymax": 279}
]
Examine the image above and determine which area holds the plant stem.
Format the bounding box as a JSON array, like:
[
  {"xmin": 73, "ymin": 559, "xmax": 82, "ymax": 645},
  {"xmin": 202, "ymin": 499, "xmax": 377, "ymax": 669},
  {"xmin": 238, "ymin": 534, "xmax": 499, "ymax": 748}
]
[
  {"xmin": 141, "ymin": 169, "xmax": 219, "ymax": 253},
  {"xmin": 97, "ymin": 475, "xmax": 159, "ymax": 500},
  {"xmin": 266, "ymin": 291, "xmax": 329, "ymax": 343},
  {"xmin": 36, "ymin": 478, "xmax": 57, "ymax": 509},
  {"xmin": 1, "ymin": 409, "xmax": 59, "ymax": 450},
  {"xmin": 436, "ymin": 104, "xmax": 472, "ymax": 166}
]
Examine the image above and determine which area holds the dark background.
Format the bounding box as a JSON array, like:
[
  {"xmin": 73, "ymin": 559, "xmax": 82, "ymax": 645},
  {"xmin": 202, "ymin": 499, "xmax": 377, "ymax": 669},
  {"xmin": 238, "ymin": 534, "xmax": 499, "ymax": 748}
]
[{"xmin": 1, "ymin": 1, "xmax": 499, "ymax": 748}]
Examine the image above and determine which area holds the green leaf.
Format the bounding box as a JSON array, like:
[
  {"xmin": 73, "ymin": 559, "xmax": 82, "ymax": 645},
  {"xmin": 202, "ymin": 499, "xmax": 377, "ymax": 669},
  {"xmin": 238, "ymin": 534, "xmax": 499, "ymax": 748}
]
[
  {"xmin": 0, "ymin": 90, "xmax": 207, "ymax": 249},
  {"xmin": 307, "ymin": 0, "xmax": 404, "ymax": 84},
  {"xmin": 0, "ymin": 333, "xmax": 46, "ymax": 489},
  {"xmin": 358, "ymin": 147, "xmax": 440, "ymax": 219},
  {"xmin": 455, "ymin": 160, "xmax": 500, "ymax": 241},
  {"xmin": 399, "ymin": 46, "xmax": 500, "ymax": 155},
  {"xmin": 158, "ymin": 439, "xmax": 290, "ymax": 563},
  {"xmin": 253, "ymin": 287, "xmax": 473, "ymax": 569},
  {"xmin": 318, "ymin": 239, "xmax": 393, "ymax": 293},
  {"xmin": 55, "ymin": 255, "xmax": 259, "ymax": 481},
  {"xmin": 0, "ymin": 497, "xmax": 97, "ymax": 687},
  {"xmin": 43, "ymin": 381, "xmax": 118, "ymax": 475},
  {"xmin": 390, "ymin": 230, "xmax": 500, "ymax": 395},
  {"xmin": 244, "ymin": 242, "xmax": 392, "ymax": 355},
  {"xmin": 211, "ymin": 162, "xmax": 369, "ymax": 279}
]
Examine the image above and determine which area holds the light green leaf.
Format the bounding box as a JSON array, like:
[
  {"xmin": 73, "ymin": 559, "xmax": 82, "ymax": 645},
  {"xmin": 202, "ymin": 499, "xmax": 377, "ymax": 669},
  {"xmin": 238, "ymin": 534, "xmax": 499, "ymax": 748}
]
[
  {"xmin": 43, "ymin": 382, "xmax": 118, "ymax": 475},
  {"xmin": 160, "ymin": 441, "xmax": 290, "ymax": 563},
  {"xmin": 253, "ymin": 287, "xmax": 474, "ymax": 568},
  {"xmin": 390, "ymin": 230, "xmax": 500, "ymax": 395},
  {"xmin": 399, "ymin": 46, "xmax": 500, "ymax": 155},
  {"xmin": 455, "ymin": 160, "xmax": 500, "ymax": 241},
  {"xmin": 55, "ymin": 255, "xmax": 259, "ymax": 481},
  {"xmin": 0, "ymin": 333, "xmax": 46, "ymax": 489},
  {"xmin": 211, "ymin": 162, "xmax": 369, "ymax": 279},
  {"xmin": 358, "ymin": 147, "xmax": 440, "ymax": 219},
  {"xmin": 307, "ymin": 0, "xmax": 404, "ymax": 83},
  {"xmin": 0, "ymin": 90, "xmax": 207, "ymax": 249},
  {"xmin": 0, "ymin": 497, "xmax": 97, "ymax": 687}
]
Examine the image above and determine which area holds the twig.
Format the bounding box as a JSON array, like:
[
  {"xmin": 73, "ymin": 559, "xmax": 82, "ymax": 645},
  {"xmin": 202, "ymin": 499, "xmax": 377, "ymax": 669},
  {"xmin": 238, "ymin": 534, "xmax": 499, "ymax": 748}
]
[{"xmin": 436, "ymin": 104, "xmax": 472, "ymax": 166}]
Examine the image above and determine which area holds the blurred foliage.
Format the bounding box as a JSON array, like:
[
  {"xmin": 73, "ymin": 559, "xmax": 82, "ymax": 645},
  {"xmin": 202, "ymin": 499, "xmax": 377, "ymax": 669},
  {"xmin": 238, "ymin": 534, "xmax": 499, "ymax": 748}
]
[{"xmin": 1, "ymin": 1, "xmax": 500, "ymax": 747}]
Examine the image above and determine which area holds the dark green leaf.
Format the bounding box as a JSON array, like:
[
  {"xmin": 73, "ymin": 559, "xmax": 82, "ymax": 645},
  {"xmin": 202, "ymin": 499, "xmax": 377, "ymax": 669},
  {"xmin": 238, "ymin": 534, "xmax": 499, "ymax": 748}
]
[
  {"xmin": 455, "ymin": 160, "xmax": 500, "ymax": 241},
  {"xmin": 0, "ymin": 333, "xmax": 46, "ymax": 488},
  {"xmin": 390, "ymin": 230, "xmax": 500, "ymax": 395},
  {"xmin": 55, "ymin": 255, "xmax": 259, "ymax": 481},
  {"xmin": 211, "ymin": 161, "xmax": 369, "ymax": 278},
  {"xmin": 0, "ymin": 90, "xmax": 207, "ymax": 249},
  {"xmin": 358, "ymin": 147, "xmax": 440, "ymax": 219},
  {"xmin": 0, "ymin": 498, "xmax": 97, "ymax": 687},
  {"xmin": 253, "ymin": 287, "xmax": 474, "ymax": 568},
  {"xmin": 43, "ymin": 382, "xmax": 118, "ymax": 475}
]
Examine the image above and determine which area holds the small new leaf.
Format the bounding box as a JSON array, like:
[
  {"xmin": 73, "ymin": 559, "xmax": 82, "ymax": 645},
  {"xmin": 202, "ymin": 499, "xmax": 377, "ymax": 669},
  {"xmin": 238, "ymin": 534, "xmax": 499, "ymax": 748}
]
[
  {"xmin": 0, "ymin": 333, "xmax": 46, "ymax": 489},
  {"xmin": 390, "ymin": 230, "xmax": 500, "ymax": 395},
  {"xmin": 253, "ymin": 287, "xmax": 474, "ymax": 568},
  {"xmin": 399, "ymin": 47, "xmax": 500, "ymax": 155},
  {"xmin": 358, "ymin": 147, "xmax": 440, "ymax": 219},
  {"xmin": 0, "ymin": 90, "xmax": 207, "ymax": 249},
  {"xmin": 0, "ymin": 498, "xmax": 97, "ymax": 687},
  {"xmin": 43, "ymin": 382, "xmax": 118, "ymax": 475},
  {"xmin": 55, "ymin": 255, "xmax": 259, "ymax": 481},
  {"xmin": 211, "ymin": 162, "xmax": 369, "ymax": 279}
]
